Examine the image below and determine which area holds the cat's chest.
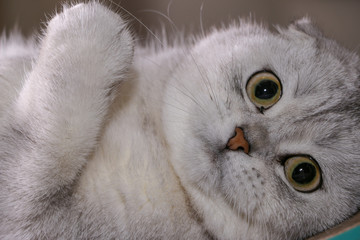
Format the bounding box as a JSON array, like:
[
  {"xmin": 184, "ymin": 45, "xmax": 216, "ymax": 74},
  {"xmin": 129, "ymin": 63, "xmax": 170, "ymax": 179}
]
[
  {"xmin": 76, "ymin": 92, "xmax": 184, "ymax": 214},
  {"xmin": 73, "ymin": 102, "xmax": 204, "ymax": 238}
]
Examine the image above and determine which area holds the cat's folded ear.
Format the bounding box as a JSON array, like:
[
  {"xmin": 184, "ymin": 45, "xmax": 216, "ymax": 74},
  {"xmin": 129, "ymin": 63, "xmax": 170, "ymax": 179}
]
[{"xmin": 288, "ymin": 17, "xmax": 323, "ymax": 39}]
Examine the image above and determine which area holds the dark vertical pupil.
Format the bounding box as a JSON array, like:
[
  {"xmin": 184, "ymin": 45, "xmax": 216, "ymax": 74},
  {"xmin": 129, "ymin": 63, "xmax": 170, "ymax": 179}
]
[
  {"xmin": 255, "ymin": 80, "xmax": 278, "ymax": 99},
  {"xmin": 292, "ymin": 163, "xmax": 316, "ymax": 184}
]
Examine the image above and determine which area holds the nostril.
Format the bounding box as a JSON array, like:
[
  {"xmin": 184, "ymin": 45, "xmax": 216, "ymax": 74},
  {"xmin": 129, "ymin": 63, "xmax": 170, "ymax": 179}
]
[{"xmin": 226, "ymin": 127, "xmax": 250, "ymax": 154}]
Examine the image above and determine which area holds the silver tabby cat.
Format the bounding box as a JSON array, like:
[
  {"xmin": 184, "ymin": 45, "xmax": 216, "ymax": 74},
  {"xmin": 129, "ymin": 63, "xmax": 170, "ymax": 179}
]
[{"xmin": 0, "ymin": 2, "xmax": 359, "ymax": 240}]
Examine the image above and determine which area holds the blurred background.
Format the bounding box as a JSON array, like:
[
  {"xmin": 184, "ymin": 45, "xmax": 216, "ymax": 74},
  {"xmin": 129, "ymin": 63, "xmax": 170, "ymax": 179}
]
[{"xmin": 0, "ymin": 0, "xmax": 359, "ymax": 53}]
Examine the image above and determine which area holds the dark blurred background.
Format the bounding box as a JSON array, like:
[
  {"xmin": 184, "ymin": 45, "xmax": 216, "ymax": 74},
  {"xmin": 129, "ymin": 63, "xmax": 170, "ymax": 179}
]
[{"xmin": 0, "ymin": 0, "xmax": 359, "ymax": 53}]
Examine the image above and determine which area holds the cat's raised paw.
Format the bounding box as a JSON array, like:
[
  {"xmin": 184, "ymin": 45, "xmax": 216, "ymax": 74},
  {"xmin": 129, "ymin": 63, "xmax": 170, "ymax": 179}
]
[{"xmin": 41, "ymin": 2, "xmax": 134, "ymax": 88}]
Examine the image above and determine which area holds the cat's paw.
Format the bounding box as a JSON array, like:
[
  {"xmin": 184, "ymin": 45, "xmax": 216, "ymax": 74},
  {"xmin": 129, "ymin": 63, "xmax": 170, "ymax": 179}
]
[
  {"xmin": 46, "ymin": 2, "xmax": 131, "ymax": 44},
  {"xmin": 42, "ymin": 2, "xmax": 133, "ymax": 87}
]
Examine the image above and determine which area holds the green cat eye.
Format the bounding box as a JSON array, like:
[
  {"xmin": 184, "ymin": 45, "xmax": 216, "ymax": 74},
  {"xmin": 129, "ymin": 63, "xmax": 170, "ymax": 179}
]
[
  {"xmin": 284, "ymin": 156, "xmax": 321, "ymax": 192},
  {"xmin": 246, "ymin": 71, "xmax": 282, "ymax": 110}
]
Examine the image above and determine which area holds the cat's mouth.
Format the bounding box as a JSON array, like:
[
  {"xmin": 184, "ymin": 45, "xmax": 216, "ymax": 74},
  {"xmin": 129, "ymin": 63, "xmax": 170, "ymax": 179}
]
[{"xmin": 226, "ymin": 127, "xmax": 250, "ymax": 154}]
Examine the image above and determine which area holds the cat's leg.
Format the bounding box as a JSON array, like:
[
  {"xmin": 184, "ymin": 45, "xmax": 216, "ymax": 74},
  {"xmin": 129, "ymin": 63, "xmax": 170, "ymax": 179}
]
[{"xmin": 1, "ymin": 2, "xmax": 133, "ymax": 229}]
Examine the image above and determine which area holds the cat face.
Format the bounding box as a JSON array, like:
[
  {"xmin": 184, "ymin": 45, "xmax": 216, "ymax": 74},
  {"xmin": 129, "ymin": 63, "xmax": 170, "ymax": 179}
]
[{"xmin": 163, "ymin": 19, "xmax": 360, "ymax": 239}]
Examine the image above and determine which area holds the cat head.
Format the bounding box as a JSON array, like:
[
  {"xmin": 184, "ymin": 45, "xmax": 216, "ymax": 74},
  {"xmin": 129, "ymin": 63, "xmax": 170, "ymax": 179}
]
[{"xmin": 163, "ymin": 18, "xmax": 360, "ymax": 239}]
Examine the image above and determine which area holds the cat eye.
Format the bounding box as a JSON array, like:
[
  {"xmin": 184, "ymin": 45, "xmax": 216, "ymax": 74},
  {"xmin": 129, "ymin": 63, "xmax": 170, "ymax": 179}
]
[
  {"xmin": 284, "ymin": 156, "xmax": 321, "ymax": 193},
  {"xmin": 246, "ymin": 71, "xmax": 282, "ymax": 110}
]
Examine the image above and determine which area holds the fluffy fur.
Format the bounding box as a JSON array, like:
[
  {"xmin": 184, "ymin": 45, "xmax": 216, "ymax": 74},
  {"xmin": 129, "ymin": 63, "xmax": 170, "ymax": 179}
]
[{"xmin": 0, "ymin": 2, "xmax": 359, "ymax": 239}]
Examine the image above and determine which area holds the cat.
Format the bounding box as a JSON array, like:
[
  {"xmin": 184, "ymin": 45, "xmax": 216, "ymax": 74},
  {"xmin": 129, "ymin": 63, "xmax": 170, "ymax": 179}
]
[{"xmin": 0, "ymin": 2, "xmax": 359, "ymax": 239}]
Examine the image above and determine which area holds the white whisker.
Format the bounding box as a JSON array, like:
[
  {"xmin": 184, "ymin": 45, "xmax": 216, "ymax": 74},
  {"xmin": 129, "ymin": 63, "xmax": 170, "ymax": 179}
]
[
  {"xmin": 167, "ymin": 0, "xmax": 175, "ymax": 19},
  {"xmin": 200, "ymin": 1, "xmax": 205, "ymax": 37},
  {"xmin": 137, "ymin": 9, "xmax": 178, "ymax": 34},
  {"xmin": 107, "ymin": 0, "xmax": 166, "ymax": 48},
  {"xmin": 114, "ymin": 0, "xmax": 221, "ymax": 113},
  {"xmin": 167, "ymin": 81, "xmax": 208, "ymax": 114}
]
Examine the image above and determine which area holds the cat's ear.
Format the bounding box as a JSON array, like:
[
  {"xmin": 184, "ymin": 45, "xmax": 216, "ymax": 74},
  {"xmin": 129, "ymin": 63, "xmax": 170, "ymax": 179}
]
[{"xmin": 288, "ymin": 17, "xmax": 323, "ymax": 39}]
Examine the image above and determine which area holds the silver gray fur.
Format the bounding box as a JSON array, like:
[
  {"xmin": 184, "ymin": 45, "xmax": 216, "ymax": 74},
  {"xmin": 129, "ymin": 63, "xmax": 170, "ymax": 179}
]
[{"xmin": 0, "ymin": 2, "xmax": 359, "ymax": 240}]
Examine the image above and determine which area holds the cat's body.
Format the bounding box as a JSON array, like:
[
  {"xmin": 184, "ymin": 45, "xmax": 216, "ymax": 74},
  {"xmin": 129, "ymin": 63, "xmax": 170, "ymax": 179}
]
[{"xmin": 1, "ymin": 2, "xmax": 360, "ymax": 240}]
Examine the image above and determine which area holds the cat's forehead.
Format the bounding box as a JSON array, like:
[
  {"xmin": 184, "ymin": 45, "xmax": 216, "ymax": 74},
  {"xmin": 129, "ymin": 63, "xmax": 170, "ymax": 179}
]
[
  {"xmin": 195, "ymin": 22, "xmax": 359, "ymax": 105},
  {"xmin": 199, "ymin": 22, "xmax": 357, "ymax": 76}
]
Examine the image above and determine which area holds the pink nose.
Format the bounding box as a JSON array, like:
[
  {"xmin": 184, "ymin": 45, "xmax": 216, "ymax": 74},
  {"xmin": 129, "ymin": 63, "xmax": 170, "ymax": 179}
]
[{"xmin": 226, "ymin": 127, "xmax": 250, "ymax": 154}]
